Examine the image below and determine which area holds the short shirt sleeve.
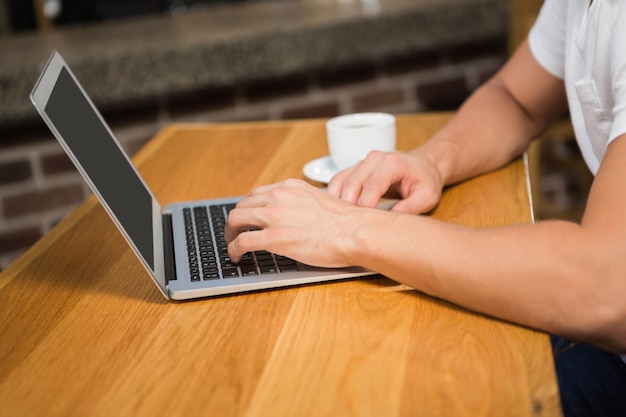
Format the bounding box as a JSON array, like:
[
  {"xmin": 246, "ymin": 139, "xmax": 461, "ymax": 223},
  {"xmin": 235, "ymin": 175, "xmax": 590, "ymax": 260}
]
[
  {"xmin": 609, "ymin": 1, "xmax": 626, "ymax": 145},
  {"xmin": 528, "ymin": 0, "xmax": 568, "ymax": 80}
]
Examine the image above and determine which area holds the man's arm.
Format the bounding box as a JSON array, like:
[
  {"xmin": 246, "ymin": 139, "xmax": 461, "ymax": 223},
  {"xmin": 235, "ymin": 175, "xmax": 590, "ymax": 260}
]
[
  {"xmin": 344, "ymin": 134, "xmax": 626, "ymax": 353},
  {"xmin": 328, "ymin": 39, "xmax": 568, "ymax": 212},
  {"xmin": 225, "ymin": 38, "xmax": 626, "ymax": 353},
  {"xmin": 226, "ymin": 135, "xmax": 626, "ymax": 353}
]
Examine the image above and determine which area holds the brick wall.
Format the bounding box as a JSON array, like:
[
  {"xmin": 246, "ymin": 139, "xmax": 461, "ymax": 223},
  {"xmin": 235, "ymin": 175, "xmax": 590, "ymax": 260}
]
[{"xmin": 0, "ymin": 38, "xmax": 507, "ymax": 270}]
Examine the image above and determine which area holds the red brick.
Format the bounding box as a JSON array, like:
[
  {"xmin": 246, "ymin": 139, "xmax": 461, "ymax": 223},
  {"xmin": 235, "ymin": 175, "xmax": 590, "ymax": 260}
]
[
  {"xmin": 0, "ymin": 159, "xmax": 32, "ymax": 186},
  {"xmin": 0, "ymin": 226, "xmax": 41, "ymax": 254},
  {"xmin": 3, "ymin": 184, "xmax": 85, "ymax": 218},
  {"xmin": 245, "ymin": 75, "xmax": 309, "ymax": 103},
  {"xmin": 281, "ymin": 101, "xmax": 340, "ymax": 120},
  {"xmin": 448, "ymin": 38, "xmax": 507, "ymax": 64},
  {"xmin": 416, "ymin": 77, "xmax": 469, "ymax": 111},
  {"xmin": 41, "ymin": 152, "xmax": 76, "ymax": 176},
  {"xmin": 385, "ymin": 50, "xmax": 442, "ymax": 75},
  {"xmin": 168, "ymin": 87, "xmax": 236, "ymax": 120},
  {"xmin": 318, "ymin": 64, "xmax": 377, "ymax": 89},
  {"xmin": 352, "ymin": 88, "xmax": 405, "ymax": 112},
  {"xmin": 100, "ymin": 100, "xmax": 160, "ymax": 131},
  {"xmin": 0, "ymin": 119, "xmax": 53, "ymax": 149}
]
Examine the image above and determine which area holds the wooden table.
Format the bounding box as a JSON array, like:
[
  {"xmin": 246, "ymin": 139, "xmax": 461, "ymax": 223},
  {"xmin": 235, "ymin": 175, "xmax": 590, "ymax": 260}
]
[{"xmin": 0, "ymin": 113, "xmax": 561, "ymax": 417}]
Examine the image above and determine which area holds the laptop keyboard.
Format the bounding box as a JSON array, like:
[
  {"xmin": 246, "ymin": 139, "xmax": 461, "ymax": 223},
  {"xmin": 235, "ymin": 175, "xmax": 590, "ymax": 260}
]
[{"xmin": 183, "ymin": 204, "xmax": 299, "ymax": 281}]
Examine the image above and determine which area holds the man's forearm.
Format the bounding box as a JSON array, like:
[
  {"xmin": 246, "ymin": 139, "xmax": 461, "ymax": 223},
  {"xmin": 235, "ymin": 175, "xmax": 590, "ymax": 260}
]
[
  {"xmin": 416, "ymin": 80, "xmax": 539, "ymax": 186},
  {"xmin": 417, "ymin": 39, "xmax": 568, "ymax": 186},
  {"xmin": 347, "ymin": 210, "xmax": 625, "ymax": 352}
]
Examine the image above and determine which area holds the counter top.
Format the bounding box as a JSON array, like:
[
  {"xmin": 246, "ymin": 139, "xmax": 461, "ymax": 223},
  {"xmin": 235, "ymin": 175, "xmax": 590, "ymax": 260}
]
[{"xmin": 0, "ymin": 0, "xmax": 507, "ymax": 124}]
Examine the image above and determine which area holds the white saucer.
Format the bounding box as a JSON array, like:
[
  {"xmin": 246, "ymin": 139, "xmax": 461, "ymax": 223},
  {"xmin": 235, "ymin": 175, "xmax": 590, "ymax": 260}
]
[{"xmin": 303, "ymin": 156, "xmax": 341, "ymax": 183}]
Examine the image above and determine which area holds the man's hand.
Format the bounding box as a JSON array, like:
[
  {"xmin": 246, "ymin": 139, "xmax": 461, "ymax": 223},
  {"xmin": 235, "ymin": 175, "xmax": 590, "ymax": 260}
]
[
  {"xmin": 327, "ymin": 150, "xmax": 444, "ymax": 214},
  {"xmin": 225, "ymin": 179, "xmax": 375, "ymax": 267}
]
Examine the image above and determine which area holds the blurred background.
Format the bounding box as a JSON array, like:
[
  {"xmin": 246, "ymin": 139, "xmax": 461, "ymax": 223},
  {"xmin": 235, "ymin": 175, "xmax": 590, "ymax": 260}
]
[
  {"xmin": 3, "ymin": 0, "xmax": 248, "ymax": 30},
  {"xmin": 0, "ymin": 0, "xmax": 591, "ymax": 270}
]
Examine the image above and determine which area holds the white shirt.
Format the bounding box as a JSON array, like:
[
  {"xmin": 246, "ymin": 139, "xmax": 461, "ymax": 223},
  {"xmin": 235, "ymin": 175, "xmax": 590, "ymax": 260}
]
[
  {"xmin": 529, "ymin": 0, "xmax": 626, "ymax": 361},
  {"xmin": 529, "ymin": 0, "xmax": 626, "ymax": 175}
]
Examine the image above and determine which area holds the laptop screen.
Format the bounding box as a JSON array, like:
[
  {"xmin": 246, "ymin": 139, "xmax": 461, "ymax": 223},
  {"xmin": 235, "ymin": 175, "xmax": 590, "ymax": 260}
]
[{"xmin": 44, "ymin": 67, "xmax": 154, "ymax": 269}]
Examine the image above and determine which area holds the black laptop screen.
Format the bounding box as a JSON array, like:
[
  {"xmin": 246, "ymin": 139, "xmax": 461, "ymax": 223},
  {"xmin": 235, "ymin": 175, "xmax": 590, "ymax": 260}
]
[{"xmin": 45, "ymin": 67, "xmax": 154, "ymax": 269}]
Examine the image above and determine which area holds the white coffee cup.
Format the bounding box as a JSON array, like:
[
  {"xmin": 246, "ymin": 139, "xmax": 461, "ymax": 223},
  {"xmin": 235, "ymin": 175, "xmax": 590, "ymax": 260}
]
[{"xmin": 326, "ymin": 112, "xmax": 396, "ymax": 170}]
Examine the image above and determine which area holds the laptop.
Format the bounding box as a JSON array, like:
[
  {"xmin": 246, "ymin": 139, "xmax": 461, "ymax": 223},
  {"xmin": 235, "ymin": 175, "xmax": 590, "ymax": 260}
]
[{"xmin": 30, "ymin": 50, "xmax": 374, "ymax": 300}]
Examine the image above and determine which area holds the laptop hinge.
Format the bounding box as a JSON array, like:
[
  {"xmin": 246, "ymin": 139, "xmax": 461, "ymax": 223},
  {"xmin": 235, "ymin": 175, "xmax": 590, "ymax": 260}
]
[{"xmin": 162, "ymin": 213, "xmax": 177, "ymax": 282}]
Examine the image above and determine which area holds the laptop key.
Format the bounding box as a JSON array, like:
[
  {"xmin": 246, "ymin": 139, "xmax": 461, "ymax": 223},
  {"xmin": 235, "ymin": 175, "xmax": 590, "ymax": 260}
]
[
  {"xmin": 258, "ymin": 259, "xmax": 276, "ymax": 267},
  {"xmin": 203, "ymin": 271, "xmax": 220, "ymax": 280},
  {"xmin": 240, "ymin": 263, "xmax": 258, "ymax": 276},
  {"xmin": 222, "ymin": 266, "xmax": 240, "ymax": 277},
  {"xmin": 259, "ymin": 265, "xmax": 278, "ymax": 274},
  {"xmin": 277, "ymin": 256, "xmax": 299, "ymax": 272},
  {"xmin": 278, "ymin": 263, "xmax": 299, "ymax": 272}
]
